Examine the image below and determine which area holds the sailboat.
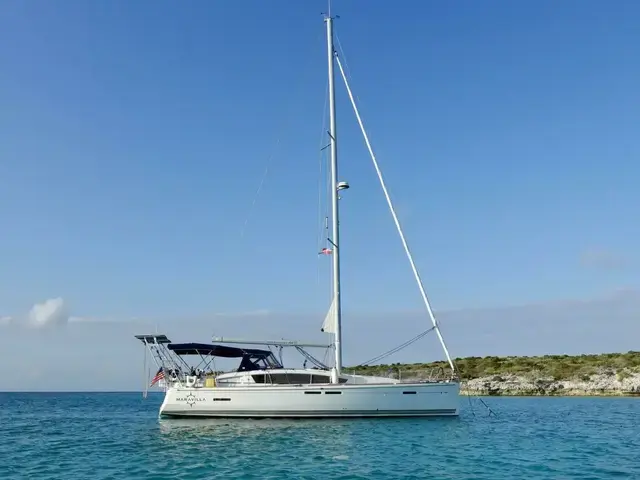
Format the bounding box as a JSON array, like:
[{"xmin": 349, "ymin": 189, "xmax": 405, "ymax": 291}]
[{"xmin": 135, "ymin": 13, "xmax": 460, "ymax": 418}]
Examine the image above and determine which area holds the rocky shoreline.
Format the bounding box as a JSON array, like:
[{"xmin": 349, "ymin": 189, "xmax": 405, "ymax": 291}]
[{"xmin": 459, "ymin": 371, "xmax": 640, "ymax": 396}]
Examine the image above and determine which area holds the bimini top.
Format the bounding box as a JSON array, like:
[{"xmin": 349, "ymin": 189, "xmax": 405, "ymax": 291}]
[{"xmin": 167, "ymin": 343, "xmax": 272, "ymax": 358}]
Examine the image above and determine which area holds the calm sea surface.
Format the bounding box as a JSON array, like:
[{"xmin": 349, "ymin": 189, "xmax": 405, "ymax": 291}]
[{"xmin": 1, "ymin": 393, "xmax": 638, "ymax": 479}]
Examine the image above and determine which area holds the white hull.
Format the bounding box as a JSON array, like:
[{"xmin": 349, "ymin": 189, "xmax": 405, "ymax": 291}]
[{"xmin": 159, "ymin": 381, "xmax": 460, "ymax": 418}]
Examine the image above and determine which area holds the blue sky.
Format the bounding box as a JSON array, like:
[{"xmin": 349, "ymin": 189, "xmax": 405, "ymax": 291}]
[{"xmin": 1, "ymin": 1, "xmax": 639, "ymax": 389}]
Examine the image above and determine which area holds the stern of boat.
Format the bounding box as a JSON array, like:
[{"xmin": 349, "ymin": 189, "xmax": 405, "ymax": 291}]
[{"xmin": 158, "ymin": 387, "xmax": 174, "ymax": 417}]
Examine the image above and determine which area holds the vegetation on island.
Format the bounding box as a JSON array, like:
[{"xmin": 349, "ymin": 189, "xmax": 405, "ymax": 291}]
[{"xmin": 347, "ymin": 351, "xmax": 640, "ymax": 382}]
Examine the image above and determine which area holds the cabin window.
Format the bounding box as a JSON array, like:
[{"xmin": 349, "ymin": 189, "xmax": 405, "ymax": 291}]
[
  {"xmin": 251, "ymin": 373, "xmax": 349, "ymax": 384},
  {"xmin": 270, "ymin": 373, "xmax": 312, "ymax": 384},
  {"xmin": 252, "ymin": 374, "xmax": 267, "ymax": 384}
]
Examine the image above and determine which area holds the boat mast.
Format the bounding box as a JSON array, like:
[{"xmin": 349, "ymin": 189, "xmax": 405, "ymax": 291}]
[{"xmin": 325, "ymin": 13, "xmax": 343, "ymax": 380}]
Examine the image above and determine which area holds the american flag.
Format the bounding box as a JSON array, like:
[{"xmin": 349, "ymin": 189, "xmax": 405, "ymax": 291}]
[
  {"xmin": 319, "ymin": 247, "xmax": 332, "ymax": 255},
  {"xmin": 149, "ymin": 367, "xmax": 165, "ymax": 387}
]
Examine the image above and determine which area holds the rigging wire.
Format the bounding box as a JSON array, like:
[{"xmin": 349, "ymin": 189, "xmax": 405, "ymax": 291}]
[
  {"xmin": 240, "ymin": 30, "xmax": 325, "ymax": 239},
  {"xmin": 357, "ymin": 326, "xmax": 436, "ymax": 366},
  {"xmin": 325, "ymin": 24, "xmax": 467, "ymax": 380},
  {"xmin": 334, "ymin": 31, "xmax": 359, "ymax": 102},
  {"xmin": 335, "ymin": 27, "xmax": 436, "ymax": 370},
  {"xmin": 240, "ymin": 140, "xmax": 279, "ymax": 239},
  {"xmin": 316, "ymin": 81, "xmax": 329, "ymax": 289},
  {"xmin": 295, "ymin": 346, "xmax": 329, "ymax": 370},
  {"xmin": 333, "ymin": 36, "xmax": 458, "ymax": 374}
]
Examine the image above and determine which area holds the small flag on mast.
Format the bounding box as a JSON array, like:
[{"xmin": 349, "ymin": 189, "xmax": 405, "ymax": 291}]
[
  {"xmin": 319, "ymin": 247, "xmax": 333, "ymax": 255},
  {"xmin": 150, "ymin": 367, "xmax": 165, "ymax": 387}
]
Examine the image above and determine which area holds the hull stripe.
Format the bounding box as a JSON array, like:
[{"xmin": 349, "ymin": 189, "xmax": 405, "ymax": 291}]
[{"xmin": 160, "ymin": 409, "xmax": 458, "ymax": 418}]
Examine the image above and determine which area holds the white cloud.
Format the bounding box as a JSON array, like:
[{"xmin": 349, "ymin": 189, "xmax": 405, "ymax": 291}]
[
  {"xmin": 2, "ymin": 302, "xmax": 138, "ymax": 330},
  {"xmin": 28, "ymin": 297, "xmax": 70, "ymax": 328}
]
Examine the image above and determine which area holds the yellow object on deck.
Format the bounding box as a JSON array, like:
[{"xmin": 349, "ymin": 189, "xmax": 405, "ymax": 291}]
[{"xmin": 204, "ymin": 377, "xmax": 216, "ymax": 387}]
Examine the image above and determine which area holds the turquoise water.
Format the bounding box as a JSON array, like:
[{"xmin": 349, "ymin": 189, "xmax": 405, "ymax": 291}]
[{"xmin": 1, "ymin": 393, "xmax": 638, "ymax": 479}]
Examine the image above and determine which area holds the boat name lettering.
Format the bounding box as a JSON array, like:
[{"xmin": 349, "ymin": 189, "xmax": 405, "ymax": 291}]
[{"xmin": 176, "ymin": 393, "xmax": 205, "ymax": 407}]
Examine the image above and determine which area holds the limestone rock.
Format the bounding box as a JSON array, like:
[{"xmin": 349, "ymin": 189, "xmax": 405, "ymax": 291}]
[{"xmin": 460, "ymin": 370, "xmax": 640, "ymax": 396}]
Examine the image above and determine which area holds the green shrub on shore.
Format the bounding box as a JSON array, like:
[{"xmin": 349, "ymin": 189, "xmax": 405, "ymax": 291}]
[{"xmin": 346, "ymin": 351, "xmax": 640, "ymax": 381}]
